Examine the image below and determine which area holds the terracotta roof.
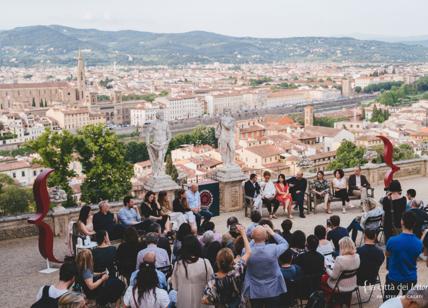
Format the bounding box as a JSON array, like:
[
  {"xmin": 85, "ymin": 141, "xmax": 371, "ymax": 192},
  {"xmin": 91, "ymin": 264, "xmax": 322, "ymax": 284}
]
[
  {"xmin": 0, "ymin": 160, "xmax": 38, "ymax": 172},
  {"xmin": 0, "ymin": 82, "xmax": 70, "ymax": 89},
  {"xmin": 245, "ymin": 145, "xmax": 284, "ymax": 158},
  {"xmin": 240, "ymin": 125, "xmax": 265, "ymax": 134},
  {"xmin": 304, "ymin": 126, "xmax": 341, "ymax": 137}
]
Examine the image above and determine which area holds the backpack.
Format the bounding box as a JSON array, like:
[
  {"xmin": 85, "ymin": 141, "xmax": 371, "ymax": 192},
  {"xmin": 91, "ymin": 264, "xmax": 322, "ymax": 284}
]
[
  {"xmin": 31, "ymin": 285, "xmax": 59, "ymax": 308},
  {"xmin": 305, "ymin": 290, "xmax": 325, "ymax": 308}
]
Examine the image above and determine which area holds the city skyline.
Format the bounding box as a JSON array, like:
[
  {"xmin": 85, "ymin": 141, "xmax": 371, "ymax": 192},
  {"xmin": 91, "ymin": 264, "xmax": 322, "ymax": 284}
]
[{"xmin": 2, "ymin": 0, "xmax": 428, "ymax": 39}]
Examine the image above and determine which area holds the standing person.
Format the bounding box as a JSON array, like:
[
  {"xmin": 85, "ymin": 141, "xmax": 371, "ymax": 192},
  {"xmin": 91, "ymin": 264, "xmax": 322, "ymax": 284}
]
[
  {"xmin": 141, "ymin": 191, "xmax": 170, "ymax": 232},
  {"xmin": 243, "ymin": 225, "xmax": 289, "ymax": 308},
  {"xmin": 356, "ymin": 229, "xmax": 385, "ymax": 286},
  {"xmin": 33, "ymin": 262, "xmax": 77, "ymax": 306},
  {"xmin": 332, "ymin": 169, "xmax": 350, "ymax": 214},
  {"xmin": 260, "ymin": 171, "xmax": 279, "ymax": 219},
  {"xmin": 382, "ymin": 180, "xmax": 407, "ymax": 242},
  {"xmin": 75, "ymin": 249, "xmax": 125, "ymax": 306},
  {"xmin": 202, "ymin": 225, "xmax": 251, "ymax": 308},
  {"xmin": 118, "ymin": 196, "xmax": 151, "ymax": 232},
  {"xmin": 383, "ymin": 211, "xmax": 423, "ymax": 301},
  {"xmin": 347, "ymin": 198, "xmax": 384, "ymax": 243},
  {"xmin": 244, "ymin": 173, "xmax": 262, "ymax": 213},
  {"xmin": 186, "ymin": 184, "xmax": 213, "ymax": 230},
  {"xmin": 348, "ymin": 166, "xmax": 370, "ymax": 205},
  {"xmin": 123, "ymin": 258, "xmax": 170, "ymax": 308},
  {"xmin": 93, "ymin": 200, "xmax": 124, "ymax": 240},
  {"xmin": 275, "ymin": 174, "xmax": 293, "ymax": 218},
  {"xmin": 326, "ymin": 215, "xmax": 348, "ymax": 252},
  {"xmin": 287, "ymin": 171, "xmax": 308, "ymax": 218},
  {"xmin": 77, "ymin": 205, "xmax": 95, "ymax": 237},
  {"xmin": 171, "ymin": 235, "xmax": 214, "ymax": 308},
  {"xmin": 312, "ymin": 170, "xmax": 332, "ymax": 214}
]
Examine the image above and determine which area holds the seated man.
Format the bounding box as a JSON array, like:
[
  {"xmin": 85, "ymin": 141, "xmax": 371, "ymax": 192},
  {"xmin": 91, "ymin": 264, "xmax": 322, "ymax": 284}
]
[
  {"xmin": 244, "ymin": 173, "xmax": 262, "ymax": 213},
  {"xmin": 348, "ymin": 166, "xmax": 370, "ymax": 202},
  {"xmin": 136, "ymin": 232, "xmax": 170, "ymax": 271},
  {"xmin": 260, "ymin": 171, "xmax": 280, "ymax": 219},
  {"xmin": 295, "ymin": 235, "xmax": 324, "ymax": 278},
  {"xmin": 93, "ymin": 200, "xmax": 125, "ymax": 240},
  {"xmin": 33, "ymin": 262, "xmax": 77, "ymax": 306},
  {"xmin": 186, "ymin": 183, "xmax": 212, "ymax": 230},
  {"xmin": 327, "ymin": 215, "xmax": 348, "ymax": 252},
  {"xmin": 356, "ymin": 229, "xmax": 385, "ymax": 285},
  {"xmin": 130, "ymin": 251, "xmax": 168, "ymax": 290},
  {"xmin": 287, "ymin": 171, "xmax": 307, "ymax": 218},
  {"xmin": 118, "ymin": 196, "xmax": 152, "ymax": 232}
]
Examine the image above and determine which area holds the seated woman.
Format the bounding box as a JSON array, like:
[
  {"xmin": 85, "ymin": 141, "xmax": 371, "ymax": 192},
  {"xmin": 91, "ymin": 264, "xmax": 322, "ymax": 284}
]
[
  {"xmin": 347, "ymin": 198, "xmax": 384, "ymax": 243},
  {"xmin": 275, "ymin": 174, "xmax": 293, "ymax": 219},
  {"xmin": 312, "ymin": 170, "xmax": 332, "ymax": 214},
  {"xmin": 173, "ymin": 189, "xmax": 196, "ymax": 228},
  {"xmin": 76, "ymin": 249, "xmax": 125, "ymax": 306},
  {"xmin": 332, "ymin": 169, "xmax": 350, "ymax": 214},
  {"xmin": 77, "ymin": 205, "xmax": 95, "ymax": 238},
  {"xmin": 123, "ymin": 260, "xmax": 170, "ymax": 308},
  {"xmin": 141, "ymin": 191, "xmax": 170, "ymax": 233},
  {"xmin": 202, "ymin": 225, "xmax": 251, "ymax": 307},
  {"xmin": 92, "ymin": 230, "xmax": 117, "ymax": 277},
  {"xmin": 159, "ymin": 191, "xmax": 186, "ymax": 231},
  {"xmin": 321, "ymin": 237, "xmax": 360, "ymax": 305},
  {"xmin": 116, "ymin": 227, "xmax": 143, "ymax": 284}
]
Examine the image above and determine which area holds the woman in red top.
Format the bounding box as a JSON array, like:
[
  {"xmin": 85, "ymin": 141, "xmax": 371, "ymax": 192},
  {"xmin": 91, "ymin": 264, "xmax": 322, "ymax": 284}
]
[{"xmin": 275, "ymin": 174, "xmax": 293, "ymax": 219}]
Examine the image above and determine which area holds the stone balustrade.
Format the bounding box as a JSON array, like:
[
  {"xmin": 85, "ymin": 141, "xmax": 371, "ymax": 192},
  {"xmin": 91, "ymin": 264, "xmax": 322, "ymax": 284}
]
[{"xmin": 1, "ymin": 158, "xmax": 427, "ymax": 241}]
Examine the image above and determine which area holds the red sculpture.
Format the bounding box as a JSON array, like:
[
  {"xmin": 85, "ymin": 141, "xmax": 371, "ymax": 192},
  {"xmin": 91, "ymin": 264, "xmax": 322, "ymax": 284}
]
[
  {"xmin": 377, "ymin": 135, "xmax": 400, "ymax": 189},
  {"xmin": 27, "ymin": 169, "xmax": 62, "ymax": 263}
]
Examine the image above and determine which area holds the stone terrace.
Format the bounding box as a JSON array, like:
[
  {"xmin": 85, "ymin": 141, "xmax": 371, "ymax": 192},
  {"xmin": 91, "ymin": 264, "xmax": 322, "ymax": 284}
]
[{"xmin": 1, "ymin": 177, "xmax": 427, "ymax": 307}]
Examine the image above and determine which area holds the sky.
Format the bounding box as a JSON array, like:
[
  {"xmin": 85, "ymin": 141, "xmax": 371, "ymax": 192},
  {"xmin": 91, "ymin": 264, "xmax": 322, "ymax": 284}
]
[{"xmin": 2, "ymin": 0, "xmax": 428, "ymax": 39}]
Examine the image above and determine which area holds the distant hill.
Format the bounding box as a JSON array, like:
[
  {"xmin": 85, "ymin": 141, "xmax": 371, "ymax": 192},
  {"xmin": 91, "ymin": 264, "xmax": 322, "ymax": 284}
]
[{"xmin": 1, "ymin": 25, "xmax": 428, "ymax": 66}]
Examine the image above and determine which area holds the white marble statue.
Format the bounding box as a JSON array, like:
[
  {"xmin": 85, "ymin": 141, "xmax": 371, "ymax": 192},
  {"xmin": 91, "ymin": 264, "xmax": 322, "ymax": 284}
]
[
  {"xmin": 215, "ymin": 108, "xmax": 236, "ymax": 168},
  {"xmin": 145, "ymin": 112, "xmax": 171, "ymax": 177}
]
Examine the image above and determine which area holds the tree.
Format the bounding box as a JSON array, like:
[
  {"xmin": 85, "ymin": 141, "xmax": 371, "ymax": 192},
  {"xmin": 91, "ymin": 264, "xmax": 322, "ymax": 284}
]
[
  {"xmin": 370, "ymin": 106, "xmax": 390, "ymax": 123},
  {"xmin": 354, "ymin": 86, "xmax": 362, "ymax": 93},
  {"xmin": 32, "ymin": 98, "xmax": 36, "ymax": 107},
  {"xmin": 165, "ymin": 154, "xmax": 178, "ymax": 181},
  {"xmin": 75, "ymin": 124, "xmax": 133, "ymax": 204},
  {"xmin": 28, "ymin": 129, "xmax": 77, "ymax": 207},
  {"xmin": 372, "ymin": 143, "xmax": 417, "ymax": 163},
  {"xmin": 0, "ymin": 185, "xmax": 33, "ymax": 216},
  {"xmin": 159, "ymin": 90, "xmax": 169, "ymax": 97},
  {"xmin": 44, "ymin": 99, "xmax": 48, "ymax": 107},
  {"xmin": 39, "ymin": 98, "xmax": 44, "ymax": 107},
  {"xmin": 168, "ymin": 126, "xmax": 217, "ymax": 153},
  {"xmin": 124, "ymin": 141, "xmax": 149, "ymax": 164},
  {"xmin": 327, "ymin": 140, "xmax": 366, "ymax": 170}
]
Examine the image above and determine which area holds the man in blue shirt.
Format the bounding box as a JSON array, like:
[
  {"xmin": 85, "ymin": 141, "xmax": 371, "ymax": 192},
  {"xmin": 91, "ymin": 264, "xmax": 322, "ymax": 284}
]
[
  {"xmin": 118, "ymin": 196, "xmax": 152, "ymax": 232},
  {"xmin": 326, "ymin": 215, "xmax": 348, "ymax": 252},
  {"xmin": 186, "ymin": 183, "xmax": 212, "ymax": 231},
  {"xmin": 383, "ymin": 211, "xmax": 423, "ymax": 301},
  {"xmin": 243, "ymin": 225, "xmax": 288, "ymax": 307}
]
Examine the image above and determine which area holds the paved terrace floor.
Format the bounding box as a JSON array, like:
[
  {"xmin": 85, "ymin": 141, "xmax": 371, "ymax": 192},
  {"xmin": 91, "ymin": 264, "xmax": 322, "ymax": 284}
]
[{"xmin": 1, "ymin": 177, "xmax": 427, "ymax": 308}]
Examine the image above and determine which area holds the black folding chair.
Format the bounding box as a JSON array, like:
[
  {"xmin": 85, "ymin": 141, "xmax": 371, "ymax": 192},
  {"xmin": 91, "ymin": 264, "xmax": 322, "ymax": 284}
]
[
  {"xmin": 354, "ymin": 274, "xmax": 383, "ymax": 305},
  {"xmin": 329, "ymin": 269, "xmax": 363, "ymax": 308},
  {"xmin": 358, "ymin": 214, "xmax": 383, "ymax": 246}
]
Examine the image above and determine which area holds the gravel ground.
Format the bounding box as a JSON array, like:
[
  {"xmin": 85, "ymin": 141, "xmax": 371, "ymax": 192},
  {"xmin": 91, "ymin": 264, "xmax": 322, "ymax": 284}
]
[{"xmin": 1, "ymin": 177, "xmax": 427, "ymax": 308}]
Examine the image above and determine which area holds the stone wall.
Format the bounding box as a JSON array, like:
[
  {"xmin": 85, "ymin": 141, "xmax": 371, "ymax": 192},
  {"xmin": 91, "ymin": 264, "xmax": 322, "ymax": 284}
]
[{"xmin": 1, "ymin": 158, "xmax": 427, "ymax": 241}]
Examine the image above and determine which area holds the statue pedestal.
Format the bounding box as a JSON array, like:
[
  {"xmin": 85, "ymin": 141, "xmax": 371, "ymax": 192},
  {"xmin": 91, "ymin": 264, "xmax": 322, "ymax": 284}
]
[
  {"xmin": 143, "ymin": 174, "xmax": 180, "ymax": 193},
  {"xmin": 214, "ymin": 166, "xmax": 246, "ymax": 213}
]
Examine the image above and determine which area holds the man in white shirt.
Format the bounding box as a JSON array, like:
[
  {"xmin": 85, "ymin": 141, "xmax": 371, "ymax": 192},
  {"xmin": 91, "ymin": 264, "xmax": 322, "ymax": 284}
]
[
  {"xmin": 260, "ymin": 171, "xmax": 279, "ymax": 219},
  {"xmin": 35, "ymin": 262, "xmax": 76, "ymax": 303}
]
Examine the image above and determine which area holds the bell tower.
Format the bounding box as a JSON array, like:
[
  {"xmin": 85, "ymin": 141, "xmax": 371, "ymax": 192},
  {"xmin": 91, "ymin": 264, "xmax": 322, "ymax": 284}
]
[
  {"xmin": 304, "ymin": 104, "xmax": 314, "ymax": 127},
  {"xmin": 76, "ymin": 50, "xmax": 86, "ymax": 102}
]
